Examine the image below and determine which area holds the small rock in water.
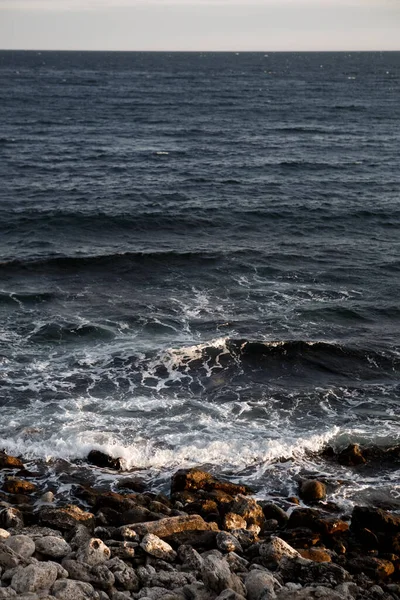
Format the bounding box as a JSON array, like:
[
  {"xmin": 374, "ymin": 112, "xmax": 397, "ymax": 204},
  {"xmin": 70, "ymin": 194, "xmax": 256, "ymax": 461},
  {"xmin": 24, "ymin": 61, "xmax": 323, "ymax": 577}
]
[
  {"xmin": 0, "ymin": 452, "xmax": 24, "ymax": 470},
  {"xmin": 2, "ymin": 478, "xmax": 37, "ymax": 495},
  {"xmin": 338, "ymin": 443, "xmax": 367, "ymax": 466},
  {"xmin": 140, "ymin": 533, "xmax": 177, "ymax": 561},
  {"xmin": 87, "ymin": 450, "xmax": 124, "ymax": 471},
  {"xmin": 299, "ymin": 480, "xmax": 327, "ymax": 503}
]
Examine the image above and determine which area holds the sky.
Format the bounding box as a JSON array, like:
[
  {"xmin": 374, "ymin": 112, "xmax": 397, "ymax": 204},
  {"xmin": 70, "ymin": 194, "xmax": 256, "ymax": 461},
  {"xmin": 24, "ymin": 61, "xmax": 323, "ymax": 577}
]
[{"xmin": 0, "ymin": 0, "xmax": 399, "ymax": 52}]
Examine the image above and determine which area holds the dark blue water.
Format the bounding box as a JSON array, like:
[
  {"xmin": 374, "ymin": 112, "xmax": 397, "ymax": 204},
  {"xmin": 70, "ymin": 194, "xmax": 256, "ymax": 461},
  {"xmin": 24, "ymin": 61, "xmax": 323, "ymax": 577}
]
[{"xmin": 1, "ymin": 51, "xmax": 400, "ymax": 506}]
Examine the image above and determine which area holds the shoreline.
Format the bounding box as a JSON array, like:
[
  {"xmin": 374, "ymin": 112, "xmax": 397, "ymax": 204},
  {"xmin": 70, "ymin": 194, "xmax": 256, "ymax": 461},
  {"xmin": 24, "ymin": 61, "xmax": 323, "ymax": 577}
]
[{"xmin": 1, "ymin": 450, "xmax": 400, "ymax": 599}]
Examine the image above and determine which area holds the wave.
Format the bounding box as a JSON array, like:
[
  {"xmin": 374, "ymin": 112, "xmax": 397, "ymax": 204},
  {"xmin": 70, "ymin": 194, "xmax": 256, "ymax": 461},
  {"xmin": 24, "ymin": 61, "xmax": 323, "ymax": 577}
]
[
  {"xmin": 30, "ymin": 322, "xmax": 115, "ymax": 343},
  {"xmin": 0, "ymin": 290, "xmax": 55, "ymax": 305}
]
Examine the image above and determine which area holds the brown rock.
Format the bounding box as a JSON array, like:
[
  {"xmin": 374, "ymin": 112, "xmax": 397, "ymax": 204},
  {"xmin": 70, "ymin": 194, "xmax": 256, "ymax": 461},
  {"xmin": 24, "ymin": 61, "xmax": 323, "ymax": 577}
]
[
  {"xmin": 318, "ymin": 517, "xmax": 349, "ymax": 536},
  {"xmin": 299, "ymin": 548, "xmax": 332, "ymax": 562},
  {"xmin": 164, "ymin": 529, "xmax": 218, "ymax": 549},
  {"xmin": 261, "ymin": 502, "xmax": 289, "ymax": 526},
  {"xmin": 120, "ymin": 514, "xmax": 218, "ymax": 539},
  {"xmin": 227, "ymin": 495, "xmax": 264, "ymax": 529},
  {"xmin": 280, "ymin": 528, "xmax": 321, "ymax": 549},
  {"xmin": 39, "ymin": 505, "xmax": 95, "ymax": 531},
  {"xmin": 0, "ymin": 452, "xmax": 24, "ymax": 470},
  {"xmin": 287, "ymin": 508, "xmax": 322, "ymax": 531},
  {"xmin": 185, "ymin": 499, "xmax": 219, "ymax": 517},
  {"xmin": 346, "ymin": 556, "xmax": 395, "ymax": 579},
  {"xmin": 223, "ymin": 512, "xmax": 247, "ymax": 531},
  {"xmin": 338, "ymin": 444, "xmax": 367, "ymax": 466},
  {"xmin": 171, "ymin": 468, "xmax": 252, "ymax": 497},
  {"xmin": 299, "ymin": 480, "xmax": 326, "ymax": 503},
  {"xmin": 2, "ymin": 478, "xmax": 37, "ymax": 495},
  {"xmin": 351, "ymin": 506, "xmax": 400, "ymax": 536}
]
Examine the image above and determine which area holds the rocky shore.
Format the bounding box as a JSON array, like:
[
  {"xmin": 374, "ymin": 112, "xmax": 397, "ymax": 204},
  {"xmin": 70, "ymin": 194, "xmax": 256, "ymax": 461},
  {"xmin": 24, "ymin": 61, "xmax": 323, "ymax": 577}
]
[{"xmin": 1, "ymin": 448, "xmax": 400, "ymax": 600}]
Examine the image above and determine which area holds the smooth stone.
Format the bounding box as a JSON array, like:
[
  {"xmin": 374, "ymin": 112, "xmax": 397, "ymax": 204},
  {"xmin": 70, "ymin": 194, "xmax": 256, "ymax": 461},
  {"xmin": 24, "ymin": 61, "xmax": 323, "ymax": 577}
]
[
  {"xmin": 35, "ymin": 536, "xmax": 71, "ymax": 559},
  {"xmin": 5, "ymin": 535, "xmax": 35, "ymax": 559},
  {"xmin": 299, "ymin": 480, "xmax": 326, "ymax": 503}
]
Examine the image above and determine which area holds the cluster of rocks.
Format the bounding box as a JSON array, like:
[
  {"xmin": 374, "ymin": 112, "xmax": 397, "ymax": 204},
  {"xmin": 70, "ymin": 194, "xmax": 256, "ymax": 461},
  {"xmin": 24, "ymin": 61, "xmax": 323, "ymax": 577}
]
[{"xmin": 1, "ymin": 450, "xmax": 400, "ymax": 599}]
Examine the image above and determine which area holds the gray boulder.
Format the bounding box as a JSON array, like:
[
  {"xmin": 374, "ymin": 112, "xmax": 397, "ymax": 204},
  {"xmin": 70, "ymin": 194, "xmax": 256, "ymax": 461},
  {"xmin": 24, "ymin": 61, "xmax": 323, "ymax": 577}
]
[
  {"xmin": 245, "ymin": 569, "xmax": 281, "ymax": 600},
  {"xmin": 51, "ymin": 579, "xmax": 99, "ymax": 599},
  {"xmin": 11, "ymin": 562, "xmax": 58, "ymax": 594},
  {"xmin": 76, "ymin": 538, "xmax": 111, "ymax": 566},
  {"xmin": 140, "ymin": 533, "xmax": 177, "ymax": 562},
  {"xmin": 35, "ymin": 536, "xmax": 71, "ymax": 559},
  {"xmin": 201, "ymin": 554, "xmax": 246, "ymax": 596}
]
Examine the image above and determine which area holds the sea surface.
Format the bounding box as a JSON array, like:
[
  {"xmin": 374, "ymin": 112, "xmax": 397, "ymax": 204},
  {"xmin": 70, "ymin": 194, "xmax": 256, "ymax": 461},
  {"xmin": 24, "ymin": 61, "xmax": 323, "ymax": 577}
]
[{"xmin": 0, "ymin": 51, "xmax": 400, "ymax": 508}]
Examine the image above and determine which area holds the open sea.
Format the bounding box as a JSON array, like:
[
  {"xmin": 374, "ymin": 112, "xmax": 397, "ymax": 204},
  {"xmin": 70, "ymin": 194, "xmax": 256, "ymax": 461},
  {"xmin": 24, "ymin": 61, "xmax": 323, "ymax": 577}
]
[{"xmin": 0, "ymin": 51, "xmax": 400, "ymax": 508}]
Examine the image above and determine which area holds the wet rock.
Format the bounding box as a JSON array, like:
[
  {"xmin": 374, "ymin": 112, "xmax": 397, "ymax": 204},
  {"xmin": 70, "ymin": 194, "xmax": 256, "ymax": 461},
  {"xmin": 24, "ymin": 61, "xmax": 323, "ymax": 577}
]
[
  {"xmin": 121, "ymin": 514, "xmax": 218, "ymax": 539},
  {"xmin": 338, "ymin": 444, "xmax": 367, "ymax": 466},
  {"xmin": 171, "ymin": 469, "xmax": 252, "ymax": 497},
  {"xmin": 286, "ymin": 508, "xmax": 322, "ymax": 531},
  {"xmin": 11, "ymin": 562, "xmax": 58, "ymax": 594},
  {"xmin": 76, "ymin": 538, "xmax": 111, "ymax": 566},
  {"xmin": 201, "ymin": 554, "xmax": 246, "ymax": 596},
  {"xmin": 299, "ymin": 548, "xmax": 332, "ymax": 562},
  {"xmin": 87, "ymin": 450, "xmax": 123, "ymax": 470},
  {"xmin": 299, "ymin": 480, "xmax": 326, "ymax": 503},
  {"xmin": 245, "ymin": 569, "xmax": 281, "ymax": 600},
  {"xmin": 259, "ymin": 537, "xmax": 300, "ymax": 566},
  {"xmin": 51, "ymin": 579, "xmax": 99, "ymax": 599},
  {"xmin": 35, "ymin": 535, "xmax": 72, "ymax": 558},
  {"xmin": 227, "ymin": 495, "xmax": 264, "ymax": 529},
  {"xmin": 222, "ymin": 513, "xmax": 247, "ymax": 531},
  {"xmin": 216, "ymin": 532, "xmax": 243, "ymax": 554},
  {"xmin": 261, "ymin": 503, "xmax": 289, "ymax": 526},
  {"xmin": 116, "ymin": 477, "xmax": 146, "ymax": 493},
  {"xmin": 141, "ymin": 533, "xmax": 177, "ymax": 561},
  {"xmin": 0, "ymin": 452, "xmax": 23, "ymax": 470},
  {"xmin": 351, "ymin": 505, "xmax": 400, "ymax": 536},
  {"xmin": 5, "ymin": 535, "xmax": 35, "ymax": 558},
  {"xmin": 2, "ymin": 479, "xmax": 37, "ymax": 495},
  {"xmin": 39, "ymin": 505, "xmax": 95, "ymax": 531}
]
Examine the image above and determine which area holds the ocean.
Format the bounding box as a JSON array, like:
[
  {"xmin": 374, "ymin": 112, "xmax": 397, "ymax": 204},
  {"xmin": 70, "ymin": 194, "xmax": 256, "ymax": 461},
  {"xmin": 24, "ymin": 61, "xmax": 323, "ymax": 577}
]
[{"xmin": 0, "ymin": 50, "xmax": 399, "ymax": 508}]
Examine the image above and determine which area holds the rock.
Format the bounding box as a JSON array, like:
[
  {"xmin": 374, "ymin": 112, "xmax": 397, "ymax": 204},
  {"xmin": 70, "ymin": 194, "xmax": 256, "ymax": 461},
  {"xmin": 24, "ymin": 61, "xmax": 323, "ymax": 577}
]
[
  {"xmin": 261, "ymin": 503, "xmax": 289, "ymax": 526},
  {"xmin": 2, "ymin": 479, "xmax": 37, "ymax": 495},
  {"xmin": 230, "ymin": 528, "xmax": 258, "ymax": 549},
  {"xmin": 141, "ymin": 533, "xmax": 177, "ymax": 561},
  {"xmin": 226, "ymin": 552, "xmax": 249, "ymax": 573},
  {"xmin": 0, "ymin": 528, "xmax": 10, "ymax": 540},
  {"xmin": 259, "ymin": 537, "xmax": 300, "ymax": 566},
  {"xmin": 280, "ymin": 527, "xmax": 321, "ymax": 549},
  {"xmin": 178, "ymin": 544, "xmax": 204, "ymax": 571},
  {"xmin": 346, "ymin": 556, "xmax": 395, "ymax": 579},
  {"xmin": 227, "ymin": 495, "xmax": 264, "ymax": 529},
  {"xmin": 39, "ymin": 505, "xmax": 95, "ymax": 531},
  {"xmin": 245, "ymin": 569, "xmax": 281, "ymax": 600},
  {"xmin": 278, "ymin": 556, "xmax": 350, "ymax": 586},
  {"xmin": 0, "ymin": 452, "xmax": 23, "ymax": 470},
  {"xmin": 76, "ymin": 538, "xmax": 111, "ymax": 566},
  {"xmin": 299, "ymin": 548, "xmax": 332, "ymax": 562},
  {"xmin": 0, "ymin": 589, "xmax": 17, "ymax": 598},
  {"xmin": 299, "ymin": 480, "xmax": 326, "ymax": 503},
  {"xmin": 351, "ymin": 505, "xmax": 400, "ymax": 536},
  {"xmin": 338, "ymin": 444, "xmax": 367, "ymax": 466},
  {"xmin": 40, "ymin": 491, "xmax": 55, "ymax": 503},
  {"xmin": 275, "ymin": 585, "xmax": 345, "ymax": 599},
  {"xmin": 51, "ymin": 579, "xmax": 99, "ymax": 599},
  {"xmin": 0, "ymin": 541, "xmax": 30, "ymax": 569},
  {"xmin": 5, "ymin": 535, "xmax": 36, "ymax": 558},
  {"xmin": 223, "ymin": 513, "xmax": 247, "ymax": 531},
  {"xmin": 11, "ymin": 562, "xmax": 58, "ymax": 594},
  {"xmin": 286, "ymin": 508, "xmax": 322, "ymax": 531},
  {"xmin": 35, "ymin": 536, "xmax": 72, "ymax": 558},
  {"xmin": 215, "ymin": 590, "xmax": 247, "ymax": 600},
  {"xmin": 106, "ymin": 557, "xmax": 140, "ymax": 591},
  {"xmin": 0, "ymin": 506, "xmax": 24, "ymax": 529},
  {"xmin": 121, "ymin": 515, "xmax": 218, "ymax": 539},
  {"xmin": 201, "ymin": 554, "xmax": 246, "ymax": 596},
  {"xmin": 116, "ymin": 477, "xmax": 146, "ymax": 493},
  {"xmin": 171, "ymin": 469, "xmax": 252, "ymax": 497},
  {"xmin": 87, "ymin": 450, "xmax": 123, "ymax": 470},
  {"xmin": 318, "ymin": 517, "xmax": 349, "ymax": 536},
  {"xmin": 216, "ymin": 532, "xmax": 243, "ymax": 554}
]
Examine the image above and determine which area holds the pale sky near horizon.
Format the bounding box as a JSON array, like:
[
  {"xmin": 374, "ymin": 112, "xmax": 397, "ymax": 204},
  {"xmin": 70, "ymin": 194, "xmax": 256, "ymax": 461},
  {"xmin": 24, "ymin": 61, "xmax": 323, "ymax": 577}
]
[{"xmin": 0, "ymin": 0, "xmax": 399, "ymax": 52}]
